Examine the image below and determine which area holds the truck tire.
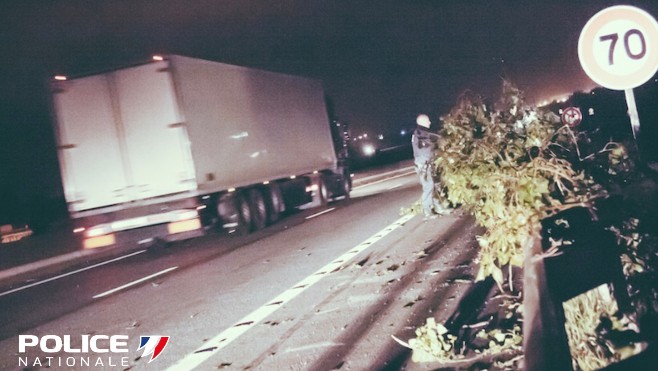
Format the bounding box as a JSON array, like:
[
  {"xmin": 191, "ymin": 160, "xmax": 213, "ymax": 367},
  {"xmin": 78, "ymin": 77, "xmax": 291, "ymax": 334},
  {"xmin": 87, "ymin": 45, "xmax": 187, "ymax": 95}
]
[
  {"xmin": 217, "ymin": 192, "xmax": 252, "ymax": 235},
  {"xmin": 236, "ymin": 192, "xmax": 253, "ymax": 234},
  {"xmin": 265, "ymin": 183, "xmax": 284, "ymax": 224},
  {"xmin": 317, "ymin": 177, "xmax": 329, "ymax": 206},
  {"xmin": 340, "ymin": 171, "xmax": 351, "ymax": 200},
  {"xmin": 248, "ymin": 188, "xmax": 267, "ymax": 231}
]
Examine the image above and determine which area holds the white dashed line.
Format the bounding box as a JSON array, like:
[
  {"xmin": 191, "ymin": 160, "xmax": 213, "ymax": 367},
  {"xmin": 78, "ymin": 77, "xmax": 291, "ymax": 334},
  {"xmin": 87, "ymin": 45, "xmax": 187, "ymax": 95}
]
[
  {"xmin": 0, "ymin": 250, "xmax": 147, "ymax": 298},
  {"xmin": 92, "ymin": 266, "xmax": 178, "ymax": 299},
  {"xmin": 305, "ymin": 208, "xmax": 336, "ymax": 220}
]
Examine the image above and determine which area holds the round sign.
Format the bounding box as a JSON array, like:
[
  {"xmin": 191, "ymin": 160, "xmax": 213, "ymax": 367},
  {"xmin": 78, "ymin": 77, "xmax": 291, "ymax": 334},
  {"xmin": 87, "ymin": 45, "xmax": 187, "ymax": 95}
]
[
  {"xmin": 561, "ymin": 107, "xmax": 583, "ymax": 127},
  {"xmin": 578, "ymin": 5, "xmax": 658, "ymax": 90}
]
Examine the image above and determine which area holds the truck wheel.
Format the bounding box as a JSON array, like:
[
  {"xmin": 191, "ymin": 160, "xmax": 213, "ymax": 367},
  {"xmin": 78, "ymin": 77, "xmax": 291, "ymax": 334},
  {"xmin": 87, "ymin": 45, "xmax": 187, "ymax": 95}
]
[
  {"xmin": 248, "ymin": 188, "xmax": 267, "ymax": 231},
  {"xmin": 216, "ymin": 193, "xmax": 252, "ymax": 235},
  {"xmin": 265, "ymin": 183, "xmax": 284, "ymax": 224},
  {"xmin": 317, "ymin": 177, "xmax": 329, "ymax": 206},
  {"xmin": 236, "ymin": 192, "xmax": 253, "ymax": 234},
  {"xmin": 341, "ymin": 174, "xmax": 351, "ymax": 200}
]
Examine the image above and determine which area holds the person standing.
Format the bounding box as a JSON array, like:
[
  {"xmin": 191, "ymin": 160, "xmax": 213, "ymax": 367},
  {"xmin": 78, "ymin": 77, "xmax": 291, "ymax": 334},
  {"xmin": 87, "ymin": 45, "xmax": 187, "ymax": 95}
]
[{"xmin": 412, "ymin": 114, "xmax": 449, "ymax": 218}]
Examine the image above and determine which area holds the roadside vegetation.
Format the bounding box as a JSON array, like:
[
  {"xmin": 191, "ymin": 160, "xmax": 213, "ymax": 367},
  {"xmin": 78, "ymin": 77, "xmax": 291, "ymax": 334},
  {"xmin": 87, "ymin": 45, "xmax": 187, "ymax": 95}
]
[{"xmin": 400, "ymin": 81, "xmax": 658, "ymax": 370}]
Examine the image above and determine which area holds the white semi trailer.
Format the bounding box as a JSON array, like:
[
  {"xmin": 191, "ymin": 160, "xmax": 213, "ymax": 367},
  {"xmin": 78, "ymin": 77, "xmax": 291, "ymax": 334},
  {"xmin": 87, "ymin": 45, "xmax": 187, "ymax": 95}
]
[{"xmin": 50, "ymin": 55, "xmax": 350, "ymax": 249}]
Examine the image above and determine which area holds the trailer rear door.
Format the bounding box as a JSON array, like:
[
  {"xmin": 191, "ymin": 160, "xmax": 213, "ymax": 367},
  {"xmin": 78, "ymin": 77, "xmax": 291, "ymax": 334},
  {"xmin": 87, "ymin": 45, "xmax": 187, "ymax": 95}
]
[
  {"xmin": 113, "ymin": 61, "xmax": 196, "ymax": 202},
  {"xmin": 53, "ymin": 61, "xmax": 196, "ymax": 213},
  {"xmin": 53, "ymin": 75, "xmax": 131, "ymax": 212}
]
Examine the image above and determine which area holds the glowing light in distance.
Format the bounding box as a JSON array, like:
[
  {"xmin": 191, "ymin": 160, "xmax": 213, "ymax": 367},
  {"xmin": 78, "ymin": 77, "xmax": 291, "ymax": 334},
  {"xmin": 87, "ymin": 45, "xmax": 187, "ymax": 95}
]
[{"xmin": 362, "ymin": 144, "xmax": 376, "ymax": 156}]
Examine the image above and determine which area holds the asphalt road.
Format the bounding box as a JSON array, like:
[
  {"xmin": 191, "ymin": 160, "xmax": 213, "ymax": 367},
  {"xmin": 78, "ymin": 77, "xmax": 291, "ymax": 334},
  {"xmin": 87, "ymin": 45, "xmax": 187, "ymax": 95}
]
[{"xmin": 0, "ymin": 170, "xmax": 480, "ymax": 370}]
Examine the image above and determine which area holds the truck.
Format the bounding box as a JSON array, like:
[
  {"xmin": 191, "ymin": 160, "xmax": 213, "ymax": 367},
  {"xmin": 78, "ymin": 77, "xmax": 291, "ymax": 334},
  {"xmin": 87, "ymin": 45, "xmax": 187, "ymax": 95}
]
[{"xmin": 50, "ymin": 55, "xmax": 351, "ymax": 249}]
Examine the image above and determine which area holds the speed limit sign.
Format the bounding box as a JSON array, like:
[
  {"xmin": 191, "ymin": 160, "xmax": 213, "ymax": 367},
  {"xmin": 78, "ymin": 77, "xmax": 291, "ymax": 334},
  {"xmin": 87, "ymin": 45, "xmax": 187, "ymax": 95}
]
[{"xmin": 578, "ymin": 5, "xmax": 658, "ymax": 90}]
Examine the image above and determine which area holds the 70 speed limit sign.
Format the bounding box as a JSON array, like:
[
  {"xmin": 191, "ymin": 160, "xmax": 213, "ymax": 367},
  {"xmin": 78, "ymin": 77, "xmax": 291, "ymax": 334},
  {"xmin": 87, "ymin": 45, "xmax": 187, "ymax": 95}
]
[{"xmin": 578, "ymin": 5, "xmax": 658, "ymax": 90}]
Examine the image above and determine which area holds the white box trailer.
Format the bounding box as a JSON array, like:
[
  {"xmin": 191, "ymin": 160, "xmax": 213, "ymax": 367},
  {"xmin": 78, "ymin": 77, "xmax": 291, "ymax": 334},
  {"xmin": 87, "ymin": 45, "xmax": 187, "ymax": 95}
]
[{"xmin": 51, "ymin": 55, "xmax": 350, "ymax": 248}]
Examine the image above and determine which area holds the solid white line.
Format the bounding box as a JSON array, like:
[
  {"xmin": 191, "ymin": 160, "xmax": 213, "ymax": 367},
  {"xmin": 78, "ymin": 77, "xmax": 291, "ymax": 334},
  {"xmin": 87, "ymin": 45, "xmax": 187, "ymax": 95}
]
[
  {"xmin": 352, "ymin": 170, "xmax": 416, "ymax": 190},
  {"xmin": 305, "ymin": 208, "xmax": 336, "ymax": 220},
  {"xmin": 166, "ymin": 213, "xmax": 415, "ymax": 371},
  {"xmin": 0, "ymin": 250, "xmax": 148, "ymax": 298},
  {"xmin": 92, "ymin": 266, "xmax": 178, "ymax": 299}
]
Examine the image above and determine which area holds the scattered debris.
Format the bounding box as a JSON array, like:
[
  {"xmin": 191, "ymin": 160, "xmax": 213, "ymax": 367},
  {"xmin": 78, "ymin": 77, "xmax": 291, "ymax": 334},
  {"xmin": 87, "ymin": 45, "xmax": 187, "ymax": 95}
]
[
  {"xmin": 415, "ymin": 250, "xmax": 429, "ymax": 259},
  {"xmin": 194, "ymin": 346, "xmax": 218, "ymax": 353},
  {"xmin": 404, "ymin": 296, "xmax": 424, "ymax": 308},
  {"xmin": 330, "ymin": 266, "xmax": 342, "ymax": 273},
  {"xmin": 356, "ymin": 255, "xmax": 370, "ymax": 267},
  {"xmin": 125, "ymin": 321, "xmax": 140, "ymax": 329},
  {"xmin": 446, "ymin": 275, "xmax": 474, "ymax": 284}
]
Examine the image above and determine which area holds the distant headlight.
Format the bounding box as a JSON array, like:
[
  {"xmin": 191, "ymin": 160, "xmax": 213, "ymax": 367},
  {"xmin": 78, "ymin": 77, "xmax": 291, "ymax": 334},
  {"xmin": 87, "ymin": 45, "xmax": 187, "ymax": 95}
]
[{"xmin": 362, "ymin": 144, "xmax": 376, "ymax": 156}]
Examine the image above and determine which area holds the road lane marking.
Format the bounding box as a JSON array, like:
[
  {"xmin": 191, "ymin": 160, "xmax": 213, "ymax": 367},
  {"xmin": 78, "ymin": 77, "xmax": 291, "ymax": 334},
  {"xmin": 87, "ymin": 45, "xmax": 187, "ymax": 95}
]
[
  {"xmin": 283, "ymin": 341, "xmax": 343, "ymax": 354},
  {"xmin": 92, "ymin": 266, "xmax": 178, "ymax": 299},
  {"xmin": 93, "ymin": 267, "xmax": 178, "ymax": 299},
  {"xmin": 352, "ymin": 170, "xmax": 416, "ymax": 190},
  {"xmin": 305, "ymin": 208, "xmax": 335, "ymax": 220},
  {"xmin": 352, "ymin": 166, "xmax": 414, "ymax": 184},
  {"xmin": 167, "ymin": 213, "xmax": 415, "ymax": 371},
  {"xmin": 0, "ymin": 250, "xmax": 147, "ymax": 298}
]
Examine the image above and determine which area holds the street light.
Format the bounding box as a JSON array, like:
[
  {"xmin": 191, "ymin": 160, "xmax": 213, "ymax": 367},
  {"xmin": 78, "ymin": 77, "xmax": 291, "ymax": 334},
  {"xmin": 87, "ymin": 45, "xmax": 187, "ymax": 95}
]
[{"xmin": 362, "ymin": 144, "xmax": 376, "ymax": 157}]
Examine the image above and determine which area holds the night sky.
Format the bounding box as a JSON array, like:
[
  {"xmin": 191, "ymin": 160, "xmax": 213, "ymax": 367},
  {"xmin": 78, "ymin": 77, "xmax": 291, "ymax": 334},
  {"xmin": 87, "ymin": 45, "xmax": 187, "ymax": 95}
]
[{"xmin": 1, "ymin": 0, "xmax": 657, "ymax": 223}]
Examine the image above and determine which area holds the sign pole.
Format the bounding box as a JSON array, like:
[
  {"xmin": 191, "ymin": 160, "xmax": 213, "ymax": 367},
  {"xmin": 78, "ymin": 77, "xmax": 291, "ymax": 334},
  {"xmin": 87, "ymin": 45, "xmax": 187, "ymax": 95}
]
[{"xmin": 624, "ymin": 88, "xmax": 641, "ymax": 152}]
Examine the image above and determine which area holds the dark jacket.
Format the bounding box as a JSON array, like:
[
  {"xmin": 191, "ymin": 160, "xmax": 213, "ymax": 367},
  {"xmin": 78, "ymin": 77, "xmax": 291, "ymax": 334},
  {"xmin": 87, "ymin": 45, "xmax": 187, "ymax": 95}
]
[{"xmin": 411, "ymin": 126, "xmax": 439, "ymax": 162}]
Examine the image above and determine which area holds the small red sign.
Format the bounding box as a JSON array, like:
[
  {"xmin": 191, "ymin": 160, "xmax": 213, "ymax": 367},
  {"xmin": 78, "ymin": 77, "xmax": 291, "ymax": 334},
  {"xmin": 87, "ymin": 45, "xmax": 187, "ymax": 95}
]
[{"xmin": 561, "ymin": 107, "xmax": 583, "ymax": 127}]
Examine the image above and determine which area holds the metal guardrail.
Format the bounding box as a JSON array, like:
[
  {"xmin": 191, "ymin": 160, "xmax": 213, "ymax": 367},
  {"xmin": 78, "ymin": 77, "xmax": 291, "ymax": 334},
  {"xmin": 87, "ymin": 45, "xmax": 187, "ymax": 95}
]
[{"xmin": 523, "ymin": 207, "xmax": 631, "ymax": 370}]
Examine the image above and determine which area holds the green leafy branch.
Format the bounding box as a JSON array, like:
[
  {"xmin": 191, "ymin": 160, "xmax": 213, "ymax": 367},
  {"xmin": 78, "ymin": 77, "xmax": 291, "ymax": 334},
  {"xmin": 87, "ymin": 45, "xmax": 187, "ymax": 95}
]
[{"xmin": 435, "ymin": 81, "xmax": 606, "ymax": 284}]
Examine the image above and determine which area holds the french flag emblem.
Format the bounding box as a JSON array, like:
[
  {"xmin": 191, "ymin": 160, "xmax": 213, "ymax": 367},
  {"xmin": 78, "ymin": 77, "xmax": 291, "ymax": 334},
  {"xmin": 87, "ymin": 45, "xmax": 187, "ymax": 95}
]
[{"xmin": 138, "ymin": 336, "xmax": 170, "ymax": 363}]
